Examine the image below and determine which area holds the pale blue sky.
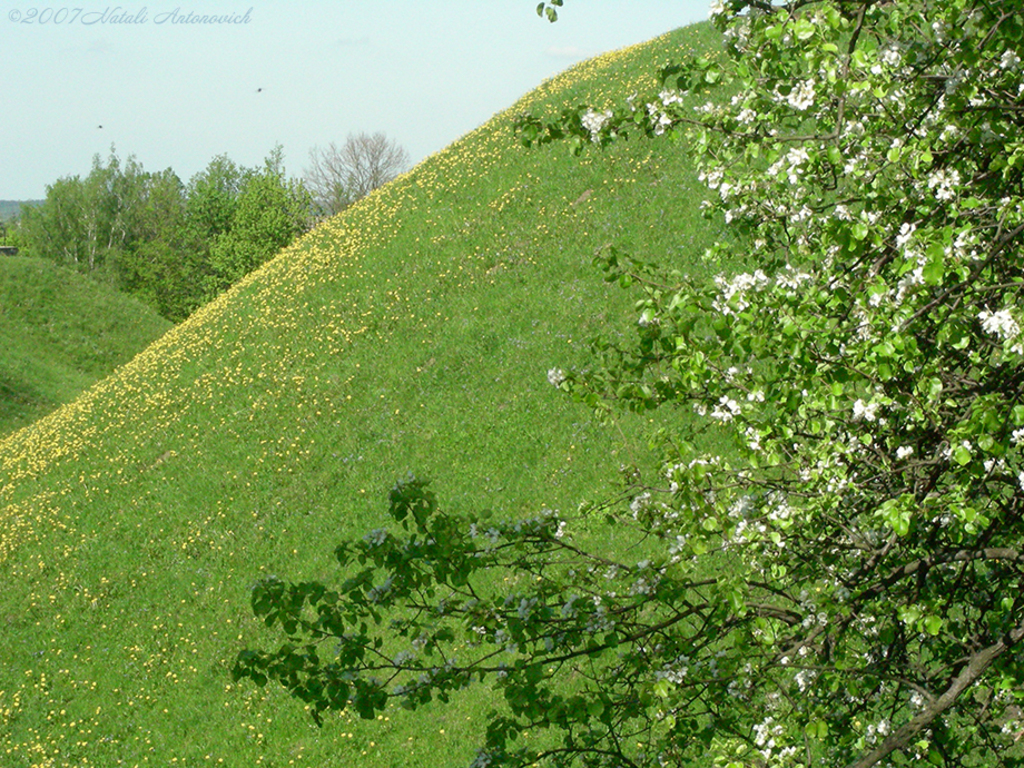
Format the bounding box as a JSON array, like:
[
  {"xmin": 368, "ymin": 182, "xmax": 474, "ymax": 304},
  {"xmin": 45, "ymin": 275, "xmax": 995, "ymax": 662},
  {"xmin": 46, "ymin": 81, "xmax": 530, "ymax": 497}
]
[{"xmin": 1, "ymin": 1, "xmax": 710, "ymax": 199}]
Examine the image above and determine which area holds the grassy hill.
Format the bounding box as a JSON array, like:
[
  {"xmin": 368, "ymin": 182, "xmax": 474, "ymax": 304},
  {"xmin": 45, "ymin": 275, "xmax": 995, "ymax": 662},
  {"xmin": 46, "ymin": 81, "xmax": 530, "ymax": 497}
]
[
  {"xmin": 0, "ymin": 22, "xmax": 725, "ymax": 767},
  {"xmin": 0, "ymin": 256, "xmax": 172, "ymax": 436}
]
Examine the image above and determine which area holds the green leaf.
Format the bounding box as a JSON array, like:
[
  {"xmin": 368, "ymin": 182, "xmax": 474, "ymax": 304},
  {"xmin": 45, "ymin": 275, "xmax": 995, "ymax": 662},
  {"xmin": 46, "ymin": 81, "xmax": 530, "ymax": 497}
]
[
  {"xmin": 923, "ymin": 615, "xmax": 943, "ymax": 636},
  {"xmin": 954, "ymin": 445, "xmax": 972, "ymax": 466},
  {"xmin": 1012, "ymin": 404, "xmax": 1024, "ymax": 426},
  {"xmin": 923, "ymin": 244, "xmax": 945, "ymax": 285},
  {"xmin": 794, "ymin": 19, "xmax": 816, "ymax": 40},
  {"xmin": 805, "ymin": 719, "xmax": 829, "ymax": 739},
  {"xmin": 701, "ymin": 516, "xmax": 721, "ymax": 532}
]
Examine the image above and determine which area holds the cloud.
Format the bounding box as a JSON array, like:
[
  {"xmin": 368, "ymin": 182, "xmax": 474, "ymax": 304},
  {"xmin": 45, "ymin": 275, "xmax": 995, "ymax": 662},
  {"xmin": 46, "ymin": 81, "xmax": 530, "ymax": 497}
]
[
  {"xmin": 545, "ymin": 45, "xmax": 588, "ymax": 59},
  {"xmin": 332, "ymin": 36, "xmax": 370, "ymax": 48},
  {"xmin": 87, "ymin": 38, "xmax": 116, "ymax": 55}
]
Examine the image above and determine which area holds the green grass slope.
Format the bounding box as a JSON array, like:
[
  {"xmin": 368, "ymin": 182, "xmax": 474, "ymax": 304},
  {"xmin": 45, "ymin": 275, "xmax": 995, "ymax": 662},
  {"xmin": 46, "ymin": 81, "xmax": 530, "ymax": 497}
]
[
  {"xmin": 0, "ymin": 256, "xmax": 172, "ymax": 437},
  {"xmin": 0, "ymin": 22, "xmax": 724, "ymax": 767}
]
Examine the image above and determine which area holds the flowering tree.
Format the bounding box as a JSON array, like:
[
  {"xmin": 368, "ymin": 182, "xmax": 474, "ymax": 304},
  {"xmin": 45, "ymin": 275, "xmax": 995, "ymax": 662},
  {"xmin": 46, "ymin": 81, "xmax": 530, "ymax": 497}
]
[{"xmin": 234, "ymin": 1, "xmax": 1024, "ymax": 766}]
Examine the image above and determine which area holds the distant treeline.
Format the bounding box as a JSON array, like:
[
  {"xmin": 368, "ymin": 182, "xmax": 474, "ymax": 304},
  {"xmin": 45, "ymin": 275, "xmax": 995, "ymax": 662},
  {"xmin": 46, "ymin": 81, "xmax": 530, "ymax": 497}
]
[
  {"xmin": 0, "ymin": 200, "xmax": 42, "ymax": 221},
  {"xmin": 12, "ymin": 146, "xmax": 310, "ymax": 321}
]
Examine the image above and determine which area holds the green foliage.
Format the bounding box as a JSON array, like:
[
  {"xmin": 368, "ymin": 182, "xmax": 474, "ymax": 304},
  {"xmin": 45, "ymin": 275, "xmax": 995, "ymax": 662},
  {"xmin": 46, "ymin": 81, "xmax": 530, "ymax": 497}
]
[
  {"xmin": 238, "ymin": 2, "xmax": 1024, "ymax": 767},
  {"xmin": 19, "ymin": 175, "xmax": 91, "ymax": 266},
  {"xmin": 206, "ymin": 150, "xmax": 312, "ymax": 296},
  {"xmin": 17, "ymin": 146, "xmax": 311, "ymax": 322},
  {"xmin": 536, "ymin": 0, "xmax": 563, "ymax": 23}
]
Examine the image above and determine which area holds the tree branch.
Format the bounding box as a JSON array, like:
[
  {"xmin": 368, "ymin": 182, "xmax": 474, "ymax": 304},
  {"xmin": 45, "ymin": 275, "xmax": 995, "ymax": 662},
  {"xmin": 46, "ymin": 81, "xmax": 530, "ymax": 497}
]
[{"xmin": 845, "ymin": 613, "xmax": 1024, "ymax": 768}]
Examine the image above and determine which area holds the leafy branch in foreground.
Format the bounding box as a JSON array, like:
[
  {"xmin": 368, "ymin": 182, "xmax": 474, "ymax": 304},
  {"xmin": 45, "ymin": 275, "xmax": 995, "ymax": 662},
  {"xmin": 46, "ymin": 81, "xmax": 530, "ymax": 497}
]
[{"xmin": 236, "ymin": 1, "xmax": 1024, "ymax": 766}]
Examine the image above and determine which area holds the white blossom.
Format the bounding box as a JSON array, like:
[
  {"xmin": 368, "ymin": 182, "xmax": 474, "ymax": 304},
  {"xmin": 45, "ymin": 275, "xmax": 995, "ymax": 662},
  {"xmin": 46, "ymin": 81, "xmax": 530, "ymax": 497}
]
[
  {"xmin": 896, "ymin": 222, "xmax": 917, "ymax": 249},
  {"xmin": 866, "ymin": 719, "xmax": 891, "ymax": 744},
  {"xmin": 638, "ymin": 309, "xmax": 659, "ymax": 327},
  {"xmin": 1000, "ymin": 50, "xmax": 1021, "ymax": 71},
  {"xmin": 580, "ymin": 108, "xmax": 612, "ymax": 142},
  {"xmin": 794, "ymin": 668, "xmax": 817, "ymax": 692},
  {"xmin": 709, "ymin": 0, "xmax": 728, "ymax": 19},
  {"xmin": 769, "ymin": 146, "xmax": 811, "ymax": 185},
  {"xmin": 786, "ymin": 79, "xmax": 816, "ymax": 111},
  {"xmin": 775, "ymin": 265, "xmax": 812, "ymax": 291},
  {"xmin": 630, "ymin": 492, "xmax": 652, "ymax": 518},
  {"xmin": 711, "ymin": 395, "xmax": 741, "ymax": 422},
  {"xmin": 713, "ymin": 270, "xmax": 769, "ymax": 314},
  {"xmin": 547, "ymin": 368, "xmax": 567, "ymax": 387},
  {"xmin": 979, "ymin": 308, "xmax": 1020, "ymax": 340},
  {"xmin": 659, "ymin": 89, "xmax": 684, "ymax": 107},
  {"xmin": 364, "ymin": 528, "xmax": 388, "ymax": 546},
  {"xmin": 928, "ymin": 168, "xmax": 960, "ymax": 201},
  {"xmin": 852, "ymin": 399, "xmax": 880, "ymax": 422}
]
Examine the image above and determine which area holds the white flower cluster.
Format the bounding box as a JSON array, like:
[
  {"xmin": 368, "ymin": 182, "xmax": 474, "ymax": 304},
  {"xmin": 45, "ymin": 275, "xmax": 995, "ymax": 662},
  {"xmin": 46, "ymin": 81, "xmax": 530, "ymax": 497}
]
[
  {"xmin": 892, "ymin": 224, "xmax": 932, "ymax": 304},
  {"xmin": 654, "ymin": 655, "xmax": 690, "ymax": 685},
  {"xmin": 865, "ymin": 718, "xmax": 891, "ymax": 745},
  {"xmin": 629, "ymin": 491, "xmax": 652, "ymax": 519},
  {"xmin": 580, "ymin": 108, "xmax": 612, "ymax": 142},
  {"xmin": 659, "ymin": 89, "xmax": 684, "ymax": 107},
  {"xmin": 978, "ymin": 307, "xmax": 1024, "ymax": 354},
  {"xmin": 852, "ymin": 398, "xmax": 881, "ymax": 422},
  {"xmin": 786, "ymin": 79, "xmax": 816, "ymax": 112},
  {"xmin": 364, "ymin": 528, "xmax": 389, "ymax": 546},
  {"xmin": 647, "ymin": 101, "xmax": 674, "ymax": 136},
  {"xmin": 794, "ymin": 668, "xmax": 817, "ymax": 692},
  {"xmin": 881, "ymin": 45, "xmax": 903, "ymax": 69},
  {"xmin": 768, "ymin": 146, "xmax": 811, "ymax": 186},
  {"xmin": 927, "ymin": 167, "xmax": 960, "ymax": 201},
  {"xmin": 753, "ymin": 716, "xmax": 798, "ymax": 762},
  {"xmin": 547, "ymin": 367, "xmax": 567, "ymax": 387},
  {"xmin": 774, "ymin": 264, "xmax": 813, "ymax": 292},
  {"xmin": 711, "ymin": 395, "xmax": 741, "ymax": 423},
  {"xmin": 713, "ymin": 269, "xmax": 770, "ymax": 315},
  {"xmin": 1000, "ymin": 49, "xmax": 1022, "ymax": 71}
]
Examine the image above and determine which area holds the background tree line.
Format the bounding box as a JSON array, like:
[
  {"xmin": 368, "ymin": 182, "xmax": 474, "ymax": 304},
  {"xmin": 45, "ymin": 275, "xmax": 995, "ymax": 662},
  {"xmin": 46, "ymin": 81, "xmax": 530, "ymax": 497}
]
[{"xmin": 13, "ymin": 132, "xmax": 407, "ymax": 322}]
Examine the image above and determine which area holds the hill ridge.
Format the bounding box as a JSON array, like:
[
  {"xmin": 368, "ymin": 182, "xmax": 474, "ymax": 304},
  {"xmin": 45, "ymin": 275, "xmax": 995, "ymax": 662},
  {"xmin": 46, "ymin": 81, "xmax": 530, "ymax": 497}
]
[{"xmin": 0, "ymin": 23, "xmax": 721, "ymax": 767}]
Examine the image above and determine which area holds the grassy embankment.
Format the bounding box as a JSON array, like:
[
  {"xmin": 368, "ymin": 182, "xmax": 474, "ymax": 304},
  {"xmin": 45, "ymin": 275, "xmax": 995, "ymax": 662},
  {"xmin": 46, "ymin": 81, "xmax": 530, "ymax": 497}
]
[
  {"xmin": 0, "ymin": 21, "xmax": 726, "ymax": 767},
  {"xmin": 0, "ymin": 256, "xmax": 172, "ymax": 436}
]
